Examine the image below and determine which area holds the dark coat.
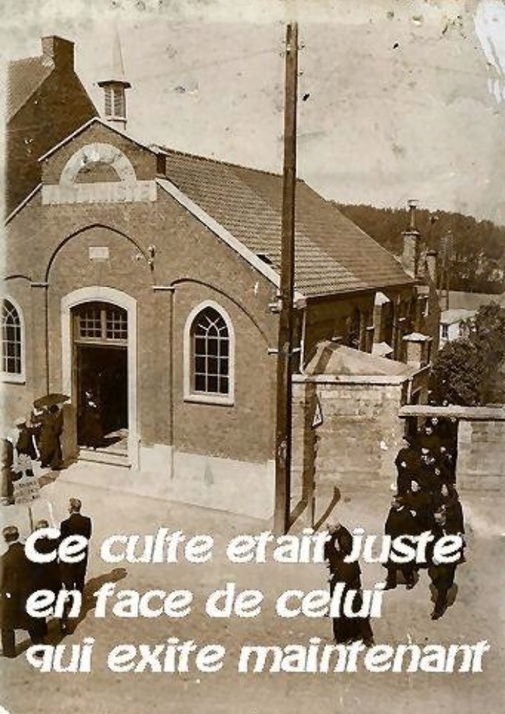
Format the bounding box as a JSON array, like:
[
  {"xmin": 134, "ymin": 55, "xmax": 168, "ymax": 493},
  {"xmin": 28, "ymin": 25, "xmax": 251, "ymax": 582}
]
[
  {"xmin": 324, "ymin": 525, "xmax": 360, "ymax": 581},
  {"xmin": 444, "ymin": 498, "xmax": 465, "ymax": 535},
  {"xmin": 395, "ymin": 446, "xmax": 421, "ymax": 476},
  {"xmin": 59, "ymin": 513, "xmax": 92, "ymax": 589},
  {"xmin": 31, "ymin": 536, "xmax": 63, "ymax": 596},
  {"xmin": 418, "ymin": 430, "xmax": 443, "ymax": 455},
  {"xmin": 38, "ymin": 410, "xmax": 63, "ymax": 468},
  {"xmin": 404, "ymin": 489, "xmax": 435, "ymax": 532},
  {"xmin": 60, "ymin": 513, "xmax": 92, "ymax": 543},
  {"xmin": 0, "ymin": 542, "xmax": 38, "ymax": 629},
  {"xmin": 384, "ymin": 506, "xmax": 420, "ymax": 539},
  {"xmin": 15, "ymin": 426, "xmax": 38, "ymax": 460}
]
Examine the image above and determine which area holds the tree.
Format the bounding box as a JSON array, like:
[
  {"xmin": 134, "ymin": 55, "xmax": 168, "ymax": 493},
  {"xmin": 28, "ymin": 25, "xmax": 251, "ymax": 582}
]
[{"xmin": 429, "ymin": 302, "xmax": 505, "ymax": 405}]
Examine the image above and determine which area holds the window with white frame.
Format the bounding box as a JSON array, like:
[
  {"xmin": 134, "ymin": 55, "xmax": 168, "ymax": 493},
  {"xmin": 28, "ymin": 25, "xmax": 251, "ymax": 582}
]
[
  {"xmin": 2, "ymin": 299, "xmax": 23, "ymax": 376},
  {"xmin": 191, "ymin": 306, "xmax": 230, "ymax": 397}
]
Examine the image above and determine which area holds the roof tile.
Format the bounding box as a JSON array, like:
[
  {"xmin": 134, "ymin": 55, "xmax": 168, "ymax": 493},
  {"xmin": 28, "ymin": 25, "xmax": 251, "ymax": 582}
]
[{"xmin": 162, "ymin": 149, "xmax": 413, "ymax": 297}]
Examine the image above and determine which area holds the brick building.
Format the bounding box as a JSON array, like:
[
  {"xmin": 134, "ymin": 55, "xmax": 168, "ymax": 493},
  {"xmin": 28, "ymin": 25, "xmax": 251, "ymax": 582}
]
[
  {"xmin": 2, "ymin": 37, "xmax": 436, "ymax": 515},
  {"xmin": 6, "ymin": 36, "xmax": 97, "ymax": 215}
]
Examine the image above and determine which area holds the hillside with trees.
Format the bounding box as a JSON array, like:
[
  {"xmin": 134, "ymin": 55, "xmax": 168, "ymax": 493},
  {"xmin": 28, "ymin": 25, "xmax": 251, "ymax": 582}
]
[{"xmin": 336, "ymin": 204, "xmax": 505, "ymax": 294}]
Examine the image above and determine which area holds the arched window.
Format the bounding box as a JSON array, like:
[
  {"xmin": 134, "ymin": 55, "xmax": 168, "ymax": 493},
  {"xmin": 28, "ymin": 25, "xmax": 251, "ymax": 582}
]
[
  {"xmin": 2, "ymin": 299, "xmax": 23, "ymax": 376},
  {"xmin": 192, "ymin": 306, "xmax": 230, "ymax": 395}
]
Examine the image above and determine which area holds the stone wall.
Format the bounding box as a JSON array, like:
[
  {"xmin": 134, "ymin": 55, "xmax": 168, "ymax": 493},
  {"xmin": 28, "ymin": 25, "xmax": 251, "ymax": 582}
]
[
  {"xmin": 457, "ymin": 419, "xmax": 505, "ymax": 491},
  {"xmin": 399, "ymin": 405, "xmax": 505, "ymax": 493},
  {"xmin": 292, "ymin": 376, "xmax": 409, "ymax": 507}
]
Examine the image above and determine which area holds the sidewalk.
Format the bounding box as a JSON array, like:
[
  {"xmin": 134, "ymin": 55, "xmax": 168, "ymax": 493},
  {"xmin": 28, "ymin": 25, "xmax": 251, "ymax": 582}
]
[{"xmin": 1, "ymin": 461, "xmax": 504, "ymax": 714}]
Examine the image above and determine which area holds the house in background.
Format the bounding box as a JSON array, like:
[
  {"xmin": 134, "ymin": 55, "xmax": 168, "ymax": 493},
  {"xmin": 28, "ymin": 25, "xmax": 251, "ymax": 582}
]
[
  {"xmin": 439, "ymin": 291, "xmax": 505, "ymax": 348},
  {"xmin": 3, "ymin": 35, "xmax": 439, "ymax": 518},
  {"xmin": 6, "ymin": 35, "xmax": 97, "ymax": 215}
]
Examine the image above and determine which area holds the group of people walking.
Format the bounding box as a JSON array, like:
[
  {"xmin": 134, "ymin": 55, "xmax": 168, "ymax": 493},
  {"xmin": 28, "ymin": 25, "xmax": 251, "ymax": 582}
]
[
  {"xmin": 387, "ymin": 416, "xmax": 464, "ymax": 619},
  {"xmin": 324, "ymin": 416, "xmax": 465, "ymax": 645},
  {"xmin": 1, "ymin": 400, "xmax": 64, "ymax": 505},
  {"xmin": 0, "ymin": 498, "xmax": 92, "ymax": 658}
]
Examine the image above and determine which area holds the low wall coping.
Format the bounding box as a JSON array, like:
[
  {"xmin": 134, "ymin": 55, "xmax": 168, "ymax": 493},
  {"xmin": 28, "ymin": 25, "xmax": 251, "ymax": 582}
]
[
  {"xmin": 398, "ymin": 405, "xmax": 505, "ymax": 421},
  {"xmin": 293, "ymin": 374, "xmax": 408, "ymax": 386}
]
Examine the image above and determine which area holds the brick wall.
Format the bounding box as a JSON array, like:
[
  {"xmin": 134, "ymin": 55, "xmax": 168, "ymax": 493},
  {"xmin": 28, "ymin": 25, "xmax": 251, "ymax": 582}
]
[
  {"xmin": 292, "ymin": 376, "xmax": 407, "ymax": 507},
  {"xmin": 7, "ymin": 67, "xmax": 97, "ymax": 214},
  {"xmin": 457, "ymin": 419, "xmax": 505, "ymax": 491}
]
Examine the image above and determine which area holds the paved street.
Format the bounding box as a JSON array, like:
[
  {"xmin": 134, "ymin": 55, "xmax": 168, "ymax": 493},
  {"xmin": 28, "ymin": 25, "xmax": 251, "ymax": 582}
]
[{"xmin": 1, "ymin": 463, "xmax": 504, "ymax": 714}]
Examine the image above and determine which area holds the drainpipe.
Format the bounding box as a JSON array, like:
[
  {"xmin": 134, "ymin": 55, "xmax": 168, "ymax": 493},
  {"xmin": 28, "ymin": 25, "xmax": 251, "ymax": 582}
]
[{"xmin": 299, "ymin": 306, "xmax": 307, "ymax": 374}]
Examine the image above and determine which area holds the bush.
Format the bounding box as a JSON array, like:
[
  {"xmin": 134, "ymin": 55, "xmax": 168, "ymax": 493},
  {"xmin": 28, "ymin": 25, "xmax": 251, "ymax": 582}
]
[{"xmin": 430, "ymin": 302, "xmax": 505, "ymax": 405}]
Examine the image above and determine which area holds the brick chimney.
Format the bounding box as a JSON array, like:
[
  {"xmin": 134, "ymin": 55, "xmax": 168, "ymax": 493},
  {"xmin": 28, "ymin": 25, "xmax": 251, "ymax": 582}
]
[
  {"xmin": 41, "ymin": 36, "xmax": 74, "ymax": 71},
  {"xmin": 425, "ymin": 249, "xmax": 438, "ymax": 284},
  {"xmin": 402, "ymin": 332, "xmax": 432, "ymax": 368},
  {"xmin": 401, "ymin": 199, "xmax": 421, "ymax": 278}
]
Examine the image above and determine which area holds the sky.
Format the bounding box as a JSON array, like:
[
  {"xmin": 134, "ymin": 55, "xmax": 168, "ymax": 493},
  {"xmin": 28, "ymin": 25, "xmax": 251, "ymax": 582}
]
[{"xmin": 2, "ymin": 0, "xmax": 505, "ymax": 225}]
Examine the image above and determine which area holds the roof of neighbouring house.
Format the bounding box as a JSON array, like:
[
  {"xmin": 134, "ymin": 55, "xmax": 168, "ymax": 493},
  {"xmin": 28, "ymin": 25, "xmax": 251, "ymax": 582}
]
[
  {"xmin": 441, "ymin": 308, "xmax": 476, "ymax": 325},
  {"xmin": 6, "ymin": 56, "xmax": 54, "ymax": 121},
  {"xmin": 157, "ymin": 147, "xmax": 415, "ymax": 297},
  {"xmin": 306, "ymin": 340, "xmax": 416, "ymax": 376},
  {"xmin": 442, "ymin": 291, "xmax": 504, "ymax": 312}
]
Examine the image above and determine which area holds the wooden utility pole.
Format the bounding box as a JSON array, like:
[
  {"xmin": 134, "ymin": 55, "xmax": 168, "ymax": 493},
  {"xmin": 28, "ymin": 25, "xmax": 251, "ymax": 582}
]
[{"xmin": 274, "ymin": 22, "xmax": 298, "ymax": 535}]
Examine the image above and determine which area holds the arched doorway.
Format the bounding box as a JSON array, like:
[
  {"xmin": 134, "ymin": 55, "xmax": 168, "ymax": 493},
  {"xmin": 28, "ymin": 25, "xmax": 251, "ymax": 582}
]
[
  {"xmin": 73, "ymin": 301, "xmax": 128, "ymax": 451},
  {"xmin": 61, "ymin": 286, "xmax": 138, "ymax": 468}
]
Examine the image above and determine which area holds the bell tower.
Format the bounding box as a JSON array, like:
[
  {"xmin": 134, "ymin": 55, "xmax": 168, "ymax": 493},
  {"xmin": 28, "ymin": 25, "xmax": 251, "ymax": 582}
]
[{"xmin": 98, "ymin": 29, "xmax": 131, "ymax": 131}]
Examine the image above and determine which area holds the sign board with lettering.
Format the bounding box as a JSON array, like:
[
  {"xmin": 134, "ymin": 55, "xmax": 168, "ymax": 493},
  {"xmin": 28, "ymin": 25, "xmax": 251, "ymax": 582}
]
[
  {"xmin": 42, "ymin": 180, "xmax": 157, "ymax": 205},
  {"xmin": 13, "ymin": 477, "xmax": 41, "ymax": 505}
]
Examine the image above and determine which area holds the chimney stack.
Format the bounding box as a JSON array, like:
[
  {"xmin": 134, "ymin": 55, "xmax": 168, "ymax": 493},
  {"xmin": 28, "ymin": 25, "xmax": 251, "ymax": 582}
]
[
  {"xmin": 401, "ymin": 199, "xmax": 421, "ymax": 278},
  {"xmin": 41, "ymin": 36, "xmax": 74, "ymax": 71},
  {"xmin": 425, "ymin": 249, "xmax": 438, "ymax": 284}
]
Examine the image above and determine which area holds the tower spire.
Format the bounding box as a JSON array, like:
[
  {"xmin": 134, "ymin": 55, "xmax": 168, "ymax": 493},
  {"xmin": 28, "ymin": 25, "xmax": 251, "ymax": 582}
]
[{"xmin": 98, "ymin": 28, "xmax": 131, "ymax": 130}]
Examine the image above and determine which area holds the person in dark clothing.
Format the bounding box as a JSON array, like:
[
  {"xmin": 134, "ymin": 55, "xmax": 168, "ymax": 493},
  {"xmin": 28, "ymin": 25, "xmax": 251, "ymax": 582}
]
[
  {"xmin": 395, "ymin": 436, "xmax": 421, "ymax": 495},
  {"xmin": 59, "ymin": 498, "xmax": 92, "ymax": 594},
  {"xmin": 1, "ymin": 439, "xmax": 18, "ymax": 505},
  {"xmin": 15, "ymin": 419, "xmax": 38, "ymax": 461},
  {"xmin": 37, "ymin": 405, "xmax": 63, "ymax": 470},
  {"xmin": 14, "ymin": 418, "xmax": 37, "ymax": 477},
  {"xmin": 418, "ymin": 450, "xmax": 442, "ymax": 496},
  {"xmin": 0, "ymin": 526, "xmax": 46, "ymax": 657},
  {"xmin": 32, "ymin": 520, "xmax": 66, "ymax": 635},
  {"xmin": 78, "ymin": 390, "xmax": 103, "ymax": 449},
  {"xmin": 427, "ymin": 511, "xmax": 461, "ymax": 620},
  {"xmin": 404, "ymin": 480, "xmax": 435, "ymax": 534},
  {"xmin": 418, "ymin": 422, "xmax": 442, "ymax": 456},
  {"xmin": 438, "ymin": 446, "xmax": 456, "ymax": 485},
  {"xmin": 441, "ymin": 485, "xmax": 465, "ymax": 535},
  {"xmin": 383, "ymin": 498, "xmax": 419, "ymax": 590},
  {"xmin": 324, "ymin": 523, "xmax": 374, "ymax": 647}
]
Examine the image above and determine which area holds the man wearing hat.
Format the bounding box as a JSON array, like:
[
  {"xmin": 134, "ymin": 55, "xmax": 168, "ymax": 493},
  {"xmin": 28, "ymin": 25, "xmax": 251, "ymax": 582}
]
[{"xmin": 0, "ymin": 525, "xmax": 45, "ymax": 657}]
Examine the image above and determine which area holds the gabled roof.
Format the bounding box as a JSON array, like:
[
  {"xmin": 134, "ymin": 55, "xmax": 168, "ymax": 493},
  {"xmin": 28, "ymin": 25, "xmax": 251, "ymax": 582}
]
[
  {"xmin": 7, "ymin": 56, "xmax": 53, "ymax": 122},
  {"xmin": 25, "ymin": 116, "xmax": 415, "ymax": 299},
  {"xmin": 441, "ymin": 308, "xmax": 476, "ymax": 325},
  {"xmin": 306, "ymin": 341, "xmax": 415, "ymax": 377},
  {"xmin": 160, "ymin": 148, "xmax": 415, "ymax": 297}
]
